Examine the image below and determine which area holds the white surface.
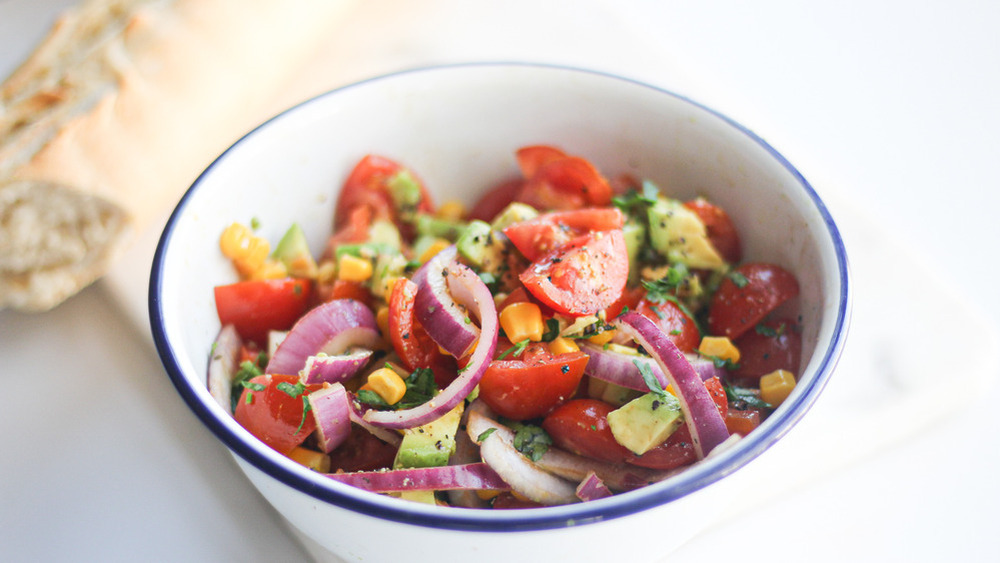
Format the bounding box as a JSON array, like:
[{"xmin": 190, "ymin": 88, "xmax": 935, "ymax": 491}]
[{"xmin": 2, "ymin": 1, "xmax": 999, "ymax": 562}]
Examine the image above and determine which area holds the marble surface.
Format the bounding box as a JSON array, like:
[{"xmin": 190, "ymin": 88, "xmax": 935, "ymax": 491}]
[{"xmin": 2, "ymin": 1, "xmax": 999, "ymax": 561}]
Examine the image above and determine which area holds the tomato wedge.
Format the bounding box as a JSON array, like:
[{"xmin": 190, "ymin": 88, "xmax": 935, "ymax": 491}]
[
  {"xmin": 503, "ymin": 207, "xmax": 625, "ymax": 262},
  {"xmin": 542, "ymin": 399, "xmax": 631, "ymax": 463},
  {"xmin": 707, "ymin": 263, "xmax": 800, "ymax": 340},
  {"xmin": 234, "ymin": 374, "xmax": 319, "ymax": 454},
  {"xmin": 214, "ymin": 278, "xmax": 312, "ymax": 345},
  {"xmin": 683, "ymin": 198, "xmax": 742, "ymax": 263},
  {"xmin": 636, "ymin": 296, "xmax": 701, "ymax": 353},
  {"xmin": 478, "ymin": 343, "xmax": 587, "ymax": 420},
  {"xmin": 520, "ymin": 229, "xmax": 628, "ymax": 316},
  {"xmin": 515, "ymin": 155, "xmax": 613, "ymax": 211},
  {"xmin": 387, "ymin": 278, "xmax": 457, "ymax": 387},
  {"xmin": 731, "ymin": 318, "xmax": 803, "ymax": 379},
  {"xmin": 515, "ymin": 145, "xmax": 568, "ymax": 177}
]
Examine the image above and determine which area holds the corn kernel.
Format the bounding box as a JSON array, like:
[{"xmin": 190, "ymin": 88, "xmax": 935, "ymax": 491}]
[
  {"xmin": 316, "ymin": 260, "xmax": 337, "ymax": 284},
  {"xmin": 759, "ymin": 369, "xmax": 796, "ymax": 407},
  {"xmin": 698, "ymin": 336, "xmax": 741, "ymax": 363},
  {"xmin": 219, "ymin": 223, "xmax": 251, "ymax": 257},
  {"xmin": 588, "ymin": 329, "xmax": 616, "ymax": 346},
  {"xmin": 419, "ymin": 238, "xmax": 452, "ymax": 264},
  {"xmin": 288, "ymin": 447, "xmax": 331, "ymax": 472},
  {"xmin": 249, "ymin": 259, "xmax": 288, "ymax": 280},
  {"xmin": 364, "ymin": 367, "xmax": 407, "ymax": 405},
  {"xmin": 436, "ymin": 199, "xmax": 467, "ymax": 221},
  {"xmin": 376, "ymin": 306, "xmax": 391, "ymax": 337},
  {"xmin": 499, "ymin": 302, "xmax": 544, "ymax": 343},
  {"xmin": 476, "ymin": 489, "xmax": 502, "ymax": 501},
  {"xmin": 548, "ymin": 336, "xmax": 579, "ymax": 355},
  {"xmin": 337, "ymin": 253, "xmax": 373, "ymax": 282}
]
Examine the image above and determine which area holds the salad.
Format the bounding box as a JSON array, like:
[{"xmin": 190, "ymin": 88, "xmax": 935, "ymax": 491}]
[{"xmin": 207, "ymin": 145, "xmax": 802, "ymax": 508}]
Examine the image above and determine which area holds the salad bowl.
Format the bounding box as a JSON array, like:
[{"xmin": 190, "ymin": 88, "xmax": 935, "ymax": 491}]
[{"xmin": 150, "ymin": 63, "xmax": 850, "ymax": 562}]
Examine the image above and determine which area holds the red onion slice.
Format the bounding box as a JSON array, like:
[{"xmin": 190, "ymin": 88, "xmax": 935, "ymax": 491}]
[
  {"xmin": 207, "ymin": 324, "xmax": 242, "ymax": 414},
  {"xmin": 414, "ymin": 246, "xmax": 480, "ymax": 358},
  {"xmin": 576, "ymin": 472, "xmax": 613, "ymax": 502},
  {"xmin": 325, "ymin": 463, "xmax": 509, "ymax": 493},
  {"xmin": 300, "ymin": 350, "xmax": 374, "ymax": 385},
  {"xmin": 615, "ymin": 312, "xmax": 730, "ymax": 459},
  {"xmin": 580, "ymin": 342, "xmax": 725, "ymax": 390},
  {"xmin": 363, "ymin": 255, "xmax": 498, "ymax": 429},
  {"xmin": 309, "ymin": 383, "xmax": 352, "ymax": 453},
  {"xmin": 266, "ymin": 299, "xmax": 380, "ymax": 376}
]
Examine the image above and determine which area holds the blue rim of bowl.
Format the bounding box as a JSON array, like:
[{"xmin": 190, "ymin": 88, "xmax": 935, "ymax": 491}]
[{"xmin": 149, "ymin": 61, "xmax": 851, "ymax": 533}]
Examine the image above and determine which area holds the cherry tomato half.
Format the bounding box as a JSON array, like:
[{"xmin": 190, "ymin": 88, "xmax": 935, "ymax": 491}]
[
  {"xmin": 234, "ymin": 374, "xmax": 319, "ymax": 454},
  {"xmin": 707, "ymin": 263, "xmax": 800, "ymax": 340},
  {"xmin": 520, "ymin": 229, "xmax": 628, "ymax": 317},
  {"xmin": 468, "ymin": 178, "xmax": 523, "ymax": 223},
  {"xmin": 636, "ymin": 296, "xmax": 701, "ymax": 354},
  {"xmin": 515, "ymin": 155, "xmax": 613, "ymax": 211},
  {"xmin": 388, "ymin": 279, "xmax": 457, "ymax": 387},
  {"xmin": 683, "ymin": 198, "xmax": 742, "ymax": 264},
  {"xmin": 503, "ymin": 208, "xmax": 625, "ymax": 262},
  {"xmin": 215, "ymin": 278, "xmax": 312, "ymax": 345},
  {"xmin": 327, "ymin": 424, "xmax": 399, "ymax": 473},
  {"xmin": 542, "ymin": 399, "xmax": 631, "ymax": 463},
  {"xmin": 515, "ymin": 145, "xmax": 568, "ymax": 177},
  {"xmin": 479, "ymin": 343, "xmax": 588, "ymax": 420},
  {"xmin": 731, "ymin": 318, "xmax": 803, "ymax": 379}
]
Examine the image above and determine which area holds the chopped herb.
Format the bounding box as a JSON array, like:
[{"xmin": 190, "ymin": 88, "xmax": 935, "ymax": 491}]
[
  {"xmin": 642, "ymin": 263, "xmax": 690, "ymax": 302},
  {"xmin": 277, "ymin": 380, "xmax": 307, "ymax": 398},
  {"xmin": 497, "ymin": 338, "xmax": 531, "ymax": 360},
  {"xmin": 669, "ymin": 329, "xmax": 682, "ymax": 335},
  {"xmin": 634, "ymin": 359, "xmax": 670, "ymax": 401},
  {"xmin": 724, "ymin": 383, "xmax": 772, "ymax": 410},
  {"xmin": 541, "ymin": 318, "xmax": 561, "ymax": 342},
  {"xmin": 477, "ymin": 428, "xmax": 497, "ymax": 442},
  {"xmin": 697, "ymin": 350, "xmax": 740, "ymax": 370},
  {"xmin": 250, "ymin": 217, "xmax": 261, "ymax": 230},
  {"xmin": 727, "ymin": 271, "xmax": 750, "ymax": 288},
  {"xmin": 611, "ymin": 181, "xmax": 659, "ymax": 215},
  {"xmin": 355, "ymin": 367, "xmax": 439, "ymax": 410},
  {"xmin": 755, "ymin": 323, "xmax": 787, "ymax": 337},
  {"xmin": 296, "ymin": 397, "xmax": 312, "ymax": 433},
  {"xmin": 511, "ymin": 423, "xmax": 551, "ymax": 462}
]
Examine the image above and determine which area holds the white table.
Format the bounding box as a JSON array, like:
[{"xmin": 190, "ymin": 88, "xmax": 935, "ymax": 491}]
[{"xmin": 3, "ymin": 1, "xmax": 998, "ymax": 561}]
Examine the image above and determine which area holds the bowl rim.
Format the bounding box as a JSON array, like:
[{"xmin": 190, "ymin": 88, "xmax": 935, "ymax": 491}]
[{"xmin": 149, "ymin": 61, "xmax": 851, "ymax": 532}]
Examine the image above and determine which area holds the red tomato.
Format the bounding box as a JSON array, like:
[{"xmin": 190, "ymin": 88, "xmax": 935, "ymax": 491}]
[
  {"xmin": 479, "ymin": 343, "xmax": 588, "ymax": 420},
  {"xmin": 707, "ymin": 263, "xmax": 800, "ymax": 340},
  {"xmin": 215, "ymin": 278, "xmax": 312, "ymax": 345},
  {"xmin": 542, "ymin": 399, "xmax": 631, "ymax": 463},
  {"xmin": 520, "ymin": 229, "xmax": 628, "ymax": 317},
  {"xmin": 704, "ymin": 376, "xmax": 729, "ymax": 419},
  {"xmin": 234, "ymin": 374, "xmax": 318, "ymax": 454},
  {"xmin": 683, "ymin": 198, "xmax": 742, "ymax": 263},
  {"xmin": 327, "ymin": 425, "xmax": 398, "ymax": 472},
  {"xmin": 387, "ymin": 279, "xmax": 457, "ymax": 387},
  {"xmin": 515, "ymin": 156, "xmax": 613, "ymax": 211},
  {"xmin": 503, "ymin": 208, "xmax": 625, "ymax": 262},
  {"xmin": 468, "ymin": 178, "xmax": 523, "ymax": 222},
  {"xmin": 731, "ymin": 318, "xmax": 803, "ymax": 379},
  {"xmin": 636, "ymin": 297, "xmax": 701, "ymax": 354},
  {"xmin": 605, "ymin": 286, "xmax": 644, "ymax": 320},
  {"xmin": 515, "ymin": 145, "xmax": 568, "ymax": 177},
  {"xmin": 491, "ymin": 492, "xmax": 545, "ymax": 509},
  {"xmin": 327, "ymin": 205, "xmax": 377, "ymax": 249},
  {"xmin": 333, "ymin": 155, "xmax": 434, "ymax": 240},
  {"xmin": 317, "ymin": 279, "xmax": 374, "ymax": 309}
]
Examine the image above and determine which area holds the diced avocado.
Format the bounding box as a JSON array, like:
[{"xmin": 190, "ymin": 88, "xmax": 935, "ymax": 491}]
[
  {"xmin": 490, "ymin": 202, "xmax": 539, "ymax": 231},
  {"xmin": 367, "ymin": 219, "xmax": 403, "ymax": 249},
  {"xmin": 416, "ymin": 213, "xmax": 467, "ymax": 241},
  {"xmin": 587, "ymin": 377, "xmax": 640, "ymax": 407},
  {"xmin": 393, "ymin": 402, "xmax": 464, "ymax": 469},
  {"xmin": 647, "ymin": 198, "xmax": 726, "ymax": 270},
  {"xmin": 371, "ymin": 253, "xmax": 408, "ymax": 297},
  {"xmin": 621, "ymin": 218, "xmax": 646, "ymax": 283},
  {"xmin": 272, "ymin": 223, "xmax": 318, "ymax": 278},
  {"xmin": 607, "ymin": 391, "xmax": 684, "ymax": 455},
  {"xmin": 398, "ymin": 490, "xmax": 438, "ymax": 505},
  {"xmin": 386, "ymin": 170, "xmax": 423, "ymax": 222},
  {"xmin": 455, "ymin": 220, "xmax": 506, "ymax": 273}
]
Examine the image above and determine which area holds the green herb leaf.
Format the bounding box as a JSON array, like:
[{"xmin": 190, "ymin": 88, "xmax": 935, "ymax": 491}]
[
  {"xmin": 724, "ymin": 383, "xmax": 772, "ymax": 409},
  {"xmin": 727, "ymin": 271, "xmax": 750, "ymax": 288},
  {"xmin": 641, "ymin": 264, "xmax": 690, "ymax": 302},
  {"xmin": 634, "ymin": 359, "xmax": 669, "ymax": 400},
  {"xmin": 611, "ymin": 181, "xmax": 660, "ymax": 215},
  {"xmin": 755, "ymin": 322, "xmax": 786, "ymax": 338},
  {"xmin": 541, "ymin": 318, "xmax": 561, "ymax": 342},
  {"xmin": 497, "ymin": 339, "xmax": 531, "ymax": 360},
  {"xmin": 511, "ymin": 424, "xmax": 552, "ymax": 462},
  {"xmin": 355, "ymin": 367, "xmax": 440, "ymax": 410},
  {"xmin": 276, "ymin": 380, "xmax": 307, "ymax": 398},
  {"xmin": 296, "ymin": 397, "xmax": 312, "ymax": 433},
  {"xmin": 477, "ymin": 428, "xmax": 497, "ymax": 442}
]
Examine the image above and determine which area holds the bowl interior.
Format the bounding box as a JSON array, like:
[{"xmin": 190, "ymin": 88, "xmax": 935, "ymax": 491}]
[{"xmin": 151, "ymin": 63, "xmax": 848, "ymax": 529}]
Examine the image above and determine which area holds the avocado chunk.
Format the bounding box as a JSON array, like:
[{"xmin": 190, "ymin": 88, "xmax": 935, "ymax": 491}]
[
  {"xmin": 607, "ymin": 391, "xmax": 683, "ymax": 455},
  {"xmin": 587, "ymin": 377, "xmax": 640, "ymax": 407},
  {"xmin": 647, "ymin": 198, "xmax": 726, "ymax": 270},
  {"xmin": 415, "ymin": 213, "xmax": 467, "ymax": 241},
  {"xmin": 386, "ymin": 169, "xmax": 423, "ymax": 224},
  {"xmin": 455, "ymin": 220, "xmax": 506, "ymax": 273},
  {"xmin": 367, "ymin": 219, "xmax": 403, "ymax": 249},
  {"xmin": 393, "ymin": 402, "xmax": 464, "ymax": 469},
  {"xmin": 490, "ymin": 202, "xmax": 539, "ymax": 231},
  {"xmin": 272, "ymin": 223, "xmax": 317, "ymax": 278},
  {"xmin": 621, "ymin": 217, "xmax": 646, "ymax": 283}
]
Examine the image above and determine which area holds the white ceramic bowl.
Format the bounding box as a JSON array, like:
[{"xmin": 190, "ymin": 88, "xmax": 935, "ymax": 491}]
[{"xmin": 150, "ymin": 63, "xmax": 850, "ymax": 562}]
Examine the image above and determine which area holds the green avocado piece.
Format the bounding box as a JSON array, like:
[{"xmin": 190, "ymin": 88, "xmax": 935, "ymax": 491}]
[
  {"xmin": 367, "ymin": 219, "xmax": 403, "ymax": 249},
  {"xmin": 415, "ymin": 213, "xmax": 467, "ymax": 241},
  {"xmin": 621, "ymin": 217, "xmax": 646, "ymax": 283},
  {"xmin": 587, "ymin": 377, "xmax": 641, "ymax": 407},
  {"xmin": 386, "ymin": 169, "xmax": 423, "ymax": 223},
  {"xmin": 607, "ymin": 391, "xmax": 684, "ymax": 455},
  {"xmin": 393, "ymin": 402, "xmax": 464, "ymax": 469},
  {"xmin": 272, "ymin": 223, "xmax": 317, "ymax": 278},
  {"xmin": 647, "ymin": 198, "xmax": 726, "ymax": 270},
  {"xmin": 490, "ymin": 202, "xmax": 538, "ymax": 231},
  {"xmin": 455, "ymin": 220, "xmax": 506, "ymax": 273}
]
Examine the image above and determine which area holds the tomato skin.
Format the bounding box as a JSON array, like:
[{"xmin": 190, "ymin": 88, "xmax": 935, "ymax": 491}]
[
  {"xmin": 515, "ymin": 145, "xmax": 568, "ymax": 177},
  {"xmin": 468, "ymin": 178, "xmax": 523, "ymax": 222},
  {"xmin": 479, "ymin": 344, "xmax": 588, "ymax": 420},
  {"xmin": 683, "ymin": 198, "xmax": 742, "ymax": 263},
  {"xmin": 234, "ymin": 374, "xmax": 318, "ymax": 454},
  {"xmin": 503, "ymin": 208, "xmax": 625, "ymax": 262},
  {"xmin": 215, "ymin": 278, "xmax": 312, "ymax": 345},
  {"xmin": 731, "ymin": 318, "xmax": 803, "ymax": 379},
  {"xmin": 334, "ymin": 155, "xmax": 434, "ymax": 240},
  {"xmin": 317, "ymin": 279, "xmax": 374, "ymax": 309},
  {"xmin": 605, "ymin": 286, "xmax": 644, "ymax": 320},
  {"xmin": 327, "ymin": 425, "xmax": 399, "ymax": 472},
  {"xmin": 515, "ymin": 156, "xmax": 613, "ymax": 211},
  {"xmin": 520, "ymin": 229, "xmax": 629, "ymax": 317},
  {"xmin": 387, "ymin": 279, "xmax": 457, "ymax": 387},
  {"xmin": 542, "ymin": 399, "xmax": 632, "ymax": 463},
  {"xmin": 636, "ymin": 297, "xmax": 701, "ymax": 354},
  {"xmin": 707, "ymin": 263, "xmax": 800, "ymax": 340}
]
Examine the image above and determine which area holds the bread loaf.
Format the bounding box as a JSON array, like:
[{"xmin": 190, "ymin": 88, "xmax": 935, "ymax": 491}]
[{"xmin": 0, "ymin": 0, "xmax": 356, "ymax": 311}]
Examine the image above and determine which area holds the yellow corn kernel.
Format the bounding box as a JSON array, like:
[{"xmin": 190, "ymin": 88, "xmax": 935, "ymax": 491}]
[
  {"xmin": 698, "ymin": 336, "xmax": 741, "ymax": 363},
  {"xmin": 363, "ymin": 367, "xmax": 407, "ymax": 405},
  {"xmin": 376, "ymin": 306, "xmax": 391, "ymax": 337},
  {"xmin": 548, "ymin": 336, "xmax": 580, "ymax": 355},
  {"xmin": 419, "ymin": 238, "xmax": 452, "ymax": 264},
  {"xmin": 476, "ymin": 489, "xmax": 502, "ymax": 501},
  {"xmin": 249, "ymin": 259, "xmax": 289, "ymax": 280},
  {"xmin": 287, "ymin": 447, "xmax": 331, "ymax": 473},
  {"xmin": 219, "ymin": 223, "xmax": 252, "ymax": 257},
  {"xmin": 436, "ymin": 199, "xmax": 467, "ymax": 221},
  {"xmin": 588, "ymin": 329, "xmax": 616, "ymax": 346},
  {"xmin": 219, "ymin": 223, "xmax": 271, "ymax": 277},
  {"xmin": 381, "ymin": 276, "xmax": 402, "ymax": 298},
  {"xmin": 316, "ymin": 260, "xmax": 337, "ymax": 284},
  {"xmin": 759, "ymin": 369, "xmax": 796, "ymax": 407},
  {"xmin": 499, "ymin": 302, "xmax": 544, "ymax": 343},
  {"xmin": 337, "ymin": 253, "xmax": 373, "ymax": 282}
]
